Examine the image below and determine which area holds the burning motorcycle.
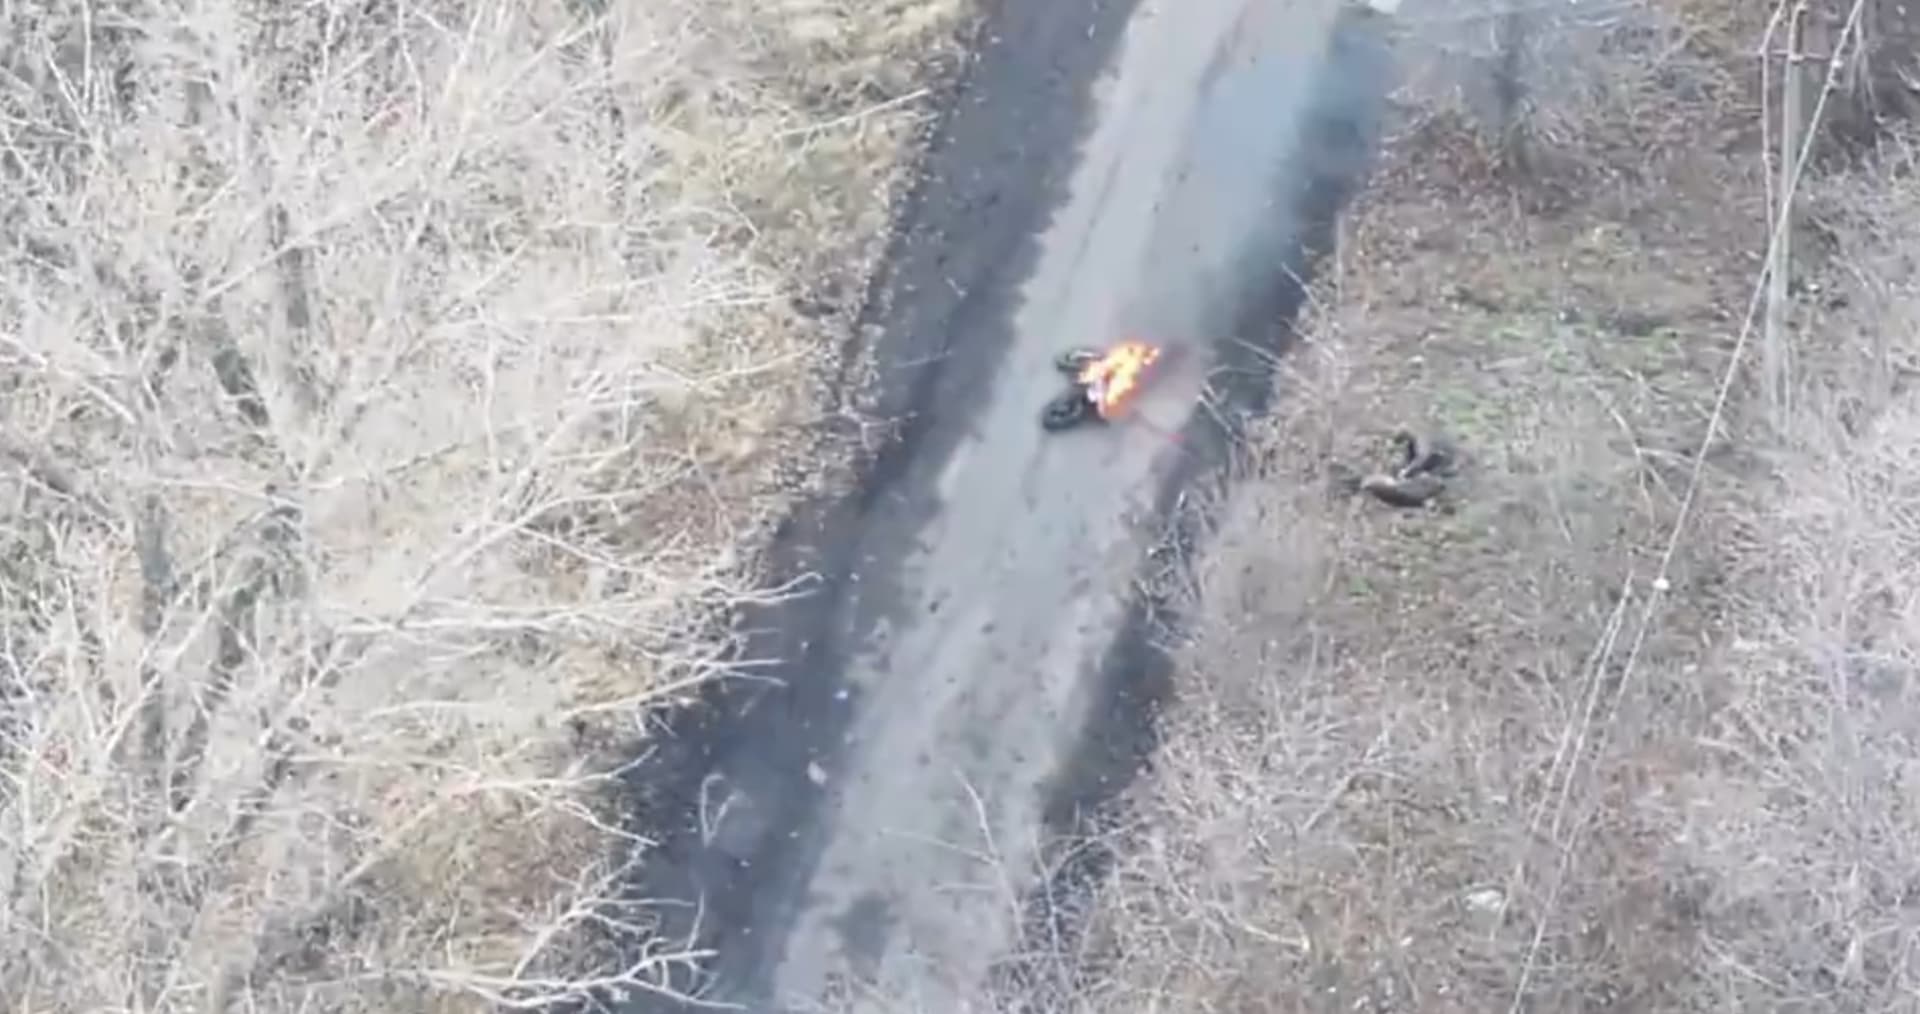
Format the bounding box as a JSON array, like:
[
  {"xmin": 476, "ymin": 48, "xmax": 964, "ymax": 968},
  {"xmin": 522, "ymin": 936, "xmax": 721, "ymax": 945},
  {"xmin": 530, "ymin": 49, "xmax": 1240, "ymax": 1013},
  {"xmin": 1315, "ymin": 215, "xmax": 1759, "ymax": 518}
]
[{"xmin": 1041, "ymin": 339, "xmax": 1164, "ymax": 432}]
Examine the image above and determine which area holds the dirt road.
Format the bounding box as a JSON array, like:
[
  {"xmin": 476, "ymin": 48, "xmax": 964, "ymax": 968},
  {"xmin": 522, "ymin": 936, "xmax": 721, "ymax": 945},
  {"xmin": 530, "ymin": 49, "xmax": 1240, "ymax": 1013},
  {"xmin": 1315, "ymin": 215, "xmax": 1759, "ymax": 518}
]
[{"xmin": 626, "ymin": 0, "xmax": 1395, "ymax": 1009}]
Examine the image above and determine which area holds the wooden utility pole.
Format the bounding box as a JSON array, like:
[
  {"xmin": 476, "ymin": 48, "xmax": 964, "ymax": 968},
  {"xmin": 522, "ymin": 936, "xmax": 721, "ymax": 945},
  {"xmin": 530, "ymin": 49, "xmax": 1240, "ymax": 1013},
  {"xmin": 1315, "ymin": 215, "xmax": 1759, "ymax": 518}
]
[{"xmin": 1764, "ymin": 1, "xmax": 1811, "ymax": 426}]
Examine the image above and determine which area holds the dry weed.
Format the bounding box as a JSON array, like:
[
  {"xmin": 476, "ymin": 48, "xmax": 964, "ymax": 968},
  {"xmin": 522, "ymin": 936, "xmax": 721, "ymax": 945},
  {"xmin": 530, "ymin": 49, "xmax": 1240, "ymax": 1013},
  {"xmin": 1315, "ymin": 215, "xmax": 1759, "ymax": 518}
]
[
  {"xmin": 1385, "ymin": 0, "xmax": 1757, "ymax": 179},
  {"xmin": 1670, "ymin": 131, "xmax": 1920, "ymax": 1010},
  {"xmin": 0, "ymin": 0, "xmax": 966, "ymax": 1010}
]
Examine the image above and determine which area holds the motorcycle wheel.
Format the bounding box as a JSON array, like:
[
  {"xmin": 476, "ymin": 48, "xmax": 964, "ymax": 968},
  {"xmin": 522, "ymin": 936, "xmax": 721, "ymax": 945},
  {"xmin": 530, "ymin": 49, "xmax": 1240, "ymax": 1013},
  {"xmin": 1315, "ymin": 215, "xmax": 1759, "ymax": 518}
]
[
  {"xmin": 1041, "ymin": 388, "xmax": 1098, "ymax": 431},
  {"xmin": 1054, "ymin": 348, "xmax": 1103, "ymax": 374}
]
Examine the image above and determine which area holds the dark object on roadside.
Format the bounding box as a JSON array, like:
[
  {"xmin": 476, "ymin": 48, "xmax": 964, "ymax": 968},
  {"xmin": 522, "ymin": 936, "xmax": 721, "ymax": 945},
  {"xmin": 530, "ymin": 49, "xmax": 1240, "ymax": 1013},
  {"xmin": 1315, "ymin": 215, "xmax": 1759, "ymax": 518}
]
[
  {"xmin": 1333, "ymin": 428, "xmax": 1460, "ymax": 509},
  {"xmin": 1358, "ymin": 471, "xmax": 1448, "ymax": 508},
  {"xmin": 1391, "ymin": 428, "xmax": 1459, "ymax": 479}
]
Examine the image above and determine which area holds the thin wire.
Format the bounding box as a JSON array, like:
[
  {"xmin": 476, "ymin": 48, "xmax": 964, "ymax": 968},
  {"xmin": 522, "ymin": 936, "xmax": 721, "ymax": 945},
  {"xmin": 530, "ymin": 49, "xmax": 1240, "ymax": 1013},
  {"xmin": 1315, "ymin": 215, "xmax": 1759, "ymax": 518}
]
[{"xmin": 1505, "ymin": 1, "xmax": 1870, "ymax": 1008}]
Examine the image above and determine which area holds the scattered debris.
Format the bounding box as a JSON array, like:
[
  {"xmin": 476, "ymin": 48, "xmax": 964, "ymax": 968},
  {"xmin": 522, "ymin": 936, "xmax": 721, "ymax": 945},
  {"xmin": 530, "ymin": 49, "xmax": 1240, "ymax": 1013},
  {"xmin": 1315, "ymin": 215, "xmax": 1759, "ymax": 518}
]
[{"xmin": 1464, "ymin": 887, "xmax": 1506, "ymax": 913}]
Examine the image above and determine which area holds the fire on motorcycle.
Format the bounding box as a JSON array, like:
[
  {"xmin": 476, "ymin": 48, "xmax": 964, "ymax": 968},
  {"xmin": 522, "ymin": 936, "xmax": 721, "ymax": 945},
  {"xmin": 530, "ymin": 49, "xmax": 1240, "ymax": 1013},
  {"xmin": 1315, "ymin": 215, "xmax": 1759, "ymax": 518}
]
[{"xmin": 1040, "ymin": 339, "xmax": 1164, "ymax": 432}]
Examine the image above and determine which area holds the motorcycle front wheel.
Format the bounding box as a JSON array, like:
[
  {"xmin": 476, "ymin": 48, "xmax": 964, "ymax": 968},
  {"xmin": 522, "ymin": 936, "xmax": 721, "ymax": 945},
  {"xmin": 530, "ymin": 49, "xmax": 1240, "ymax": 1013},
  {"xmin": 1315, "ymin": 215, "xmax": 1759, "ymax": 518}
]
[{"xmin": 1054, "ymin": 348, "xmax": 1103, "ymax": 374}]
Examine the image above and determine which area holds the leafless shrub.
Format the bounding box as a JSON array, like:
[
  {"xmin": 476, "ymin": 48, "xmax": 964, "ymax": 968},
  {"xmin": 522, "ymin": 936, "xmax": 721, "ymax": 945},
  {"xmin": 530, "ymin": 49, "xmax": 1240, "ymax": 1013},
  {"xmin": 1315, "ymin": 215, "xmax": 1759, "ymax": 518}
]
[
  {"xmin": 1823, "ymin": 0, "xmax": 1920, "ymax": 149},
  {"xmin": 1385, "ymin": 0, "xmax": 1757, "ymax": 183},
  {"xmin": 0, "ymin": 0, "xmax": 965, "ymax": 1010}
]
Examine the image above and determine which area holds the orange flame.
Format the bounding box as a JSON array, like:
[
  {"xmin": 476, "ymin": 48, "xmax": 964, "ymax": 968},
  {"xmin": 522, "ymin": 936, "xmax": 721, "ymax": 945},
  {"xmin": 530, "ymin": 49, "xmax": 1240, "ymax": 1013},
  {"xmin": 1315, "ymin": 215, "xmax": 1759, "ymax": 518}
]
[{"xmin": 1077, "ymin": 339, "xmax": 1163, "ymax": 419}]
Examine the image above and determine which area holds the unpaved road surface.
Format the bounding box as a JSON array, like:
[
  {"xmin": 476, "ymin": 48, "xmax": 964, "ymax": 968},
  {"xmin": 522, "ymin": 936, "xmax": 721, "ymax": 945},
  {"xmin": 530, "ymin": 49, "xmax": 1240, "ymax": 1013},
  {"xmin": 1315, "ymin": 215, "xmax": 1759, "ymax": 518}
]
[{"xmin": 626, "ymin": 0, "xmax": 1394, "ymax": 1010}]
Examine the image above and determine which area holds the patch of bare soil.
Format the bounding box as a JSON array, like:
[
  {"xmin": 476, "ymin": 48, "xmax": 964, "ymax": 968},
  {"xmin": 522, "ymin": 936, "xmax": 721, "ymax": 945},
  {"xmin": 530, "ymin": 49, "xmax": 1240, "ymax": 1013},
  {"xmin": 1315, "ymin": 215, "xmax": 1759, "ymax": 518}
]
[
  {"xmin": 1011, "ymin": 1, "xmax": 1920, "ymax": 1011},
  {"xmin": 0, "ymin": 0, "xmax": 969, "ymax": 1010}
]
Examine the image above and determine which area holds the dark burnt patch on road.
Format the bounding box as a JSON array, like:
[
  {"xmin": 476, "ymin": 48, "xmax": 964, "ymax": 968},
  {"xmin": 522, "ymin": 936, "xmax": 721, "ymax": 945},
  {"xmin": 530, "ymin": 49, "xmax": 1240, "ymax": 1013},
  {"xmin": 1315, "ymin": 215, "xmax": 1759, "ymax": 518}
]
[{"xmin": 612, "ymin": 1, "xmax": 1142, "ymax": 1009}]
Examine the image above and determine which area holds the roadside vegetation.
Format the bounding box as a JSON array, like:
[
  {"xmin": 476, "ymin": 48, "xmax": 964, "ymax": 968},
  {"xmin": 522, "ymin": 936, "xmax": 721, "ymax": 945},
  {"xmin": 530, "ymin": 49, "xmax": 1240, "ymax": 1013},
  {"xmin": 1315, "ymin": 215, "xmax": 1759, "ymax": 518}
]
[
  {"xmin": 0, "ymin": 0, "xmax": 967, "ymax": 1009},
  {"xmin": 1004, "ymin": 0, "xmax": 1920, "ymax": 1009}
]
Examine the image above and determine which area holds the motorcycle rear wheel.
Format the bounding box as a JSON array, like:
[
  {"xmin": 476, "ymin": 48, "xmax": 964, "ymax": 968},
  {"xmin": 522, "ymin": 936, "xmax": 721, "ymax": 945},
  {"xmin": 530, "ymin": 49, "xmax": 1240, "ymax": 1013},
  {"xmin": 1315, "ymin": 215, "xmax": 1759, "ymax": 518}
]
[{"xmin": 1041, "ymin": 388, "xmax": 1098, "ymax": 431}]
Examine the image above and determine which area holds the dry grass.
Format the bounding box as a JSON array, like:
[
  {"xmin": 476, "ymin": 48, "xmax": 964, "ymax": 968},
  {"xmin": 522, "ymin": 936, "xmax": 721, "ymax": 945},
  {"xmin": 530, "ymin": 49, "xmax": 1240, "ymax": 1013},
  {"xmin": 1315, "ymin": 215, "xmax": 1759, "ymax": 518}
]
[
  {"xmin": 1007, "ymin": 1, "xmax": 1920, "ymax": 1011},
  {"xmin": 0, "ymin": 0, "xmax": 967, "ymax": 1009}
]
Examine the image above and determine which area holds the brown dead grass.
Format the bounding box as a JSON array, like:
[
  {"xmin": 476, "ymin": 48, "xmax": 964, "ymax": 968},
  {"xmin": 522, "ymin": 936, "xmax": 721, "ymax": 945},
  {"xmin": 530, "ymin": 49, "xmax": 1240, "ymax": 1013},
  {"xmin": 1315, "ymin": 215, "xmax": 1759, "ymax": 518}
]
[
  {"xmin": 1018, "ymin": 0, "xmax": 1920, "ymax": 1011},
  {"xmin": 0, "ymin": 0, "xmax": 968, "ymax": 1010}
]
